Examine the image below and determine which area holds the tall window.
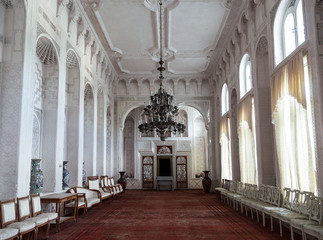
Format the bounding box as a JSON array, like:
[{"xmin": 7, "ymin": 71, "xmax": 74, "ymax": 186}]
[
  {"xmin": 238, "ymin": 95, "xmax": 258, "ymax": 184},
  {"xmin": 238, "ymin": 55, "xmax": 258, "ymax": 184},
  {"xmin": 220, "ymin": 116, "xmax": 232, "ymax": 180},
  {"xmin": 271, "ymin": 51, "xmax": 317, "ymax": 193},
  {"xmin": 221, "ymin": 83, "xmax": 229, "ymax": 115},
  {"xmin": 220, "ymin": 83, "xmax": 231, "ymax": 179},
  {"xmin": 274, "ymin": 0, "xmax": 305, "ymax": 64},
  {"xmin": 239, "ymin": 54, "xmax": 253, "ymax": 98}
]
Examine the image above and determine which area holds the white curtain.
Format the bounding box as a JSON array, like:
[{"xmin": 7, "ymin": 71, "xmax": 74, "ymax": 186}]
[
  {"xmin": 272, "ymin": 51, "xmax": 317, "ymax": 193},
  {"xmin": 238, "ymin": 95, "xmax": 258, "ymax": 184},
  {"xmin": 220, "ymin": 116, "xmax": 232, "ymax": 180}
]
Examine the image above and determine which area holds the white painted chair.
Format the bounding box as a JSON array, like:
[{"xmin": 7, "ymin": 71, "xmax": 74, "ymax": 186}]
[
  {"xmin": 289, "ymin": 192, "xmax": 317, "ymax": 240},
  {"xmin": 302, "ymin": 196, "xmax": 323, "ymax": 240},
  {"xmin": 110, "ymin": 178, "xmax": 123, "ymax": 194},
  {"xmin": 100, "ymin": 176, "xmax": 117, "ymax": 197},
  {"xmin": 214, "ymin": 179, "xmax": 231, "ymax": 202},
  {"xmin": 72, "ymin": 187, "xmax": 101, "ymax": 209},
  {"xmin": 0, "ymin": 228, "xmax": 18, "ymax": 240},
  {"xmin": 64, "ymin": 189, "xmax": 87, "ymax": 220},
  {"xmin": 0, "ymin": 199, "xmax": 35, "ymax": 240},
  {"xmin": 30, "ymin": 194, "xmax": 58, "ymax": 232},
  {"xmin": 88, "ymin": 176, "xmax": 113, "ymax": 203},
  {"xmin": 17, "ymin": 196, "xmax": 49, "ymax": 239},
  {"xmin": 269, "ymin": 189, "xmax": 310, "ymax": 238}
]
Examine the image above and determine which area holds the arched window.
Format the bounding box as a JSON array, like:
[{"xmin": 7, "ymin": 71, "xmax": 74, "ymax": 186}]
[
  {"xmin": 239, "ymin": 54, "xmax": 252, "ymax": 98},
  {"xmin": 274, "ymin": 0, "xmax": 305, "ymax": 64},
  {"xmin": 221, "ymin": 83, "xmax": 229, "ymax": 115}
]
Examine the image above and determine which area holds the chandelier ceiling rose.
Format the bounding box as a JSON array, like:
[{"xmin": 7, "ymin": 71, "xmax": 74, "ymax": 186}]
[{"xmin": 138, "ymin": 0, "xmax": 186, "ymax": 141}]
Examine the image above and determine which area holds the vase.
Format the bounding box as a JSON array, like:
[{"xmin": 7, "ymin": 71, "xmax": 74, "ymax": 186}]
[
  {"xmin": 202, "ymin": 170, "xmax": 212, "ymax": 193},
  {"xmin": 82, "ymin": 162, "xmax": 87, "ymax": 187},
  {"xmin": 117, "ymin": 171, "xmax": 127, "ymax": 190},
  {"xmin": 62, "ymin": 161, "xmax": 70, "ymax": 190},
  {"xmin": 30, "ymin": 159, "xmax": 44, "ymax": 194}
]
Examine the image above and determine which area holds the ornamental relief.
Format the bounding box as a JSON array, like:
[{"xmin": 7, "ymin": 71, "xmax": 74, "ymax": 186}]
[
  {"xmin": 117, "ymin": 100, "xmax": 142, "ymax": 128},
  {"xmin": 177, "ymin": 141, "xmax": 191, "ymax": 151}
]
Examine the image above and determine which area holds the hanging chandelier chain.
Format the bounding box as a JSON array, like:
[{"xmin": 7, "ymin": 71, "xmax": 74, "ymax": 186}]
[
  {"xmin": 159, "ymin": 0, "xmax": 163, "ymax": 60},
  {"xmin": 138, "ymin": 0, "xmax": 186, "ymax": 141},
  {"xmin": 157, "ymin": 0, "xmax": 165, "ymax": 81}
]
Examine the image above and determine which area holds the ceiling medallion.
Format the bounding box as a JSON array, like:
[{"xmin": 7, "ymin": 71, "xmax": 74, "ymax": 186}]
[{"xmin": 138, "ymin": 0, "xmax": 185, "ymax": 141}]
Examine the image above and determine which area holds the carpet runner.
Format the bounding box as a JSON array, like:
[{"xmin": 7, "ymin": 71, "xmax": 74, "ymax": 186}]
[{"xmin": 38, "ymin": 190, "xmax": 301, "ymax": 240}]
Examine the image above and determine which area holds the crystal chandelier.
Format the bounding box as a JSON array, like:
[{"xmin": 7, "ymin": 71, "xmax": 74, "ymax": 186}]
[{"xmin": 138, "ymin": 0, "xmax": 185, "ymax": 141}]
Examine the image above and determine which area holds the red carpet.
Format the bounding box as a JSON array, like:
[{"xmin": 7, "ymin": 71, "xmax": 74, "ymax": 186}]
[{"xmin": 38, "ymin": 190, "xmax": 301, "ymax": 240}]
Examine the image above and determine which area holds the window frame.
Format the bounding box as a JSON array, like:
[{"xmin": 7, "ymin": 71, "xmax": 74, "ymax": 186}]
[
  {"xmin": 239, "ymin": 53, "xmax": 253, "ymax": 99},
  {"xmin": 274, "ymin": 0, "xmax": 306, "ymax": 65},
  {"xmin": 221, "ymin": 83, "xmax": 229, "ymax": 115}
]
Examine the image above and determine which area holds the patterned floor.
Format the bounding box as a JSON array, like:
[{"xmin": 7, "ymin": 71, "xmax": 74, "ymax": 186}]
[{"xmin": 38, "ymin": 190, "xmax": 301, "ymax": 240}]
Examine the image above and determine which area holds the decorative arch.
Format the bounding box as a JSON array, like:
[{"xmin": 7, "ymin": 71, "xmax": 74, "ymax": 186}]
[
  {"xmin": 83, "ymin": 82, "xmax": 95, "ymax": 176},
  {"xmin": 66, "ymin": 48, "xmax": 80, "ymax": 69},
  {"xmin": 65, "ymin": 47, "xmax": 81, "ymax": 187},
  {"xmin": 181, "ymin": 103, "xmax": 209, "ymax": 130},
  {"xmin": 36, "ymin": 34, "xmax": 60, "ymax": 64},
  {"xmin": 35, "ymin": 33, "xmax": 60, "ymax": 192}
]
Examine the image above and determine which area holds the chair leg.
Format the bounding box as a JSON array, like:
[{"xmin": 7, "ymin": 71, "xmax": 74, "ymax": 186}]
[
  {"xmin": 301, "ymin": 230, "xmax": 306, "ymax": 240},
  {"xmin": 35, "ymin": 227, "xmax": 39, "ymax": 240},
  {"xmin": 46, "ymin": 223, "xmax": 50, "ymax": 239},
  {"xmin": 279, "ymin": 220, "xmax": 283, "ymax": 237},
  {"xmin": 270, "ymin": 216, "xmax": 273, "ymax": 231},
  {"xmin": 290, "ymin": 225, "xmax": 294, "ymax": 240},
  {"xmin": 256, "ymin": 210, "xmax": 259, "ymax": 223},
  {"xmin": 262, "ymin": 213, "xmax": 265, "ymax": 227}
]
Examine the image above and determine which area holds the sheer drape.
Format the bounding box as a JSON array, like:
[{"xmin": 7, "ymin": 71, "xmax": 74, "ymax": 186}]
[
  {"xmin": 238, "ymin": 95, "xmax": 258, "ymax": 184},
  {"xmin": 220, "ymin": 116, "xmax": 232, "ymax": 180},
  {"xmin": 271, "ymin": 51, "xmax": 317, "ymax": 193}
]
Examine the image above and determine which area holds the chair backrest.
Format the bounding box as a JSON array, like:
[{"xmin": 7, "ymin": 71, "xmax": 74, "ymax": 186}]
[
  {"xmin": 100, "ymin": 176, "xmax": 109, "ymax": 187},
  {"xmin": 236, "ymin": 182, "xmax": 244, "ymax": 195},
  {"xmin": 224, "ymin": 179, "xmax": 231, "ymax": 190},
  {"xmin": 250, "ymin": 184, "xmax": 259, "ymax": 201},
  {"xmin": 309, "ymin": 196, "xmax": 322, "ymax": 224},
  {"xmin": 30, "ymin": 194, "xmax": 42, "ymax": 217},
  {"xmin": 17, "ymin": 196, "xmax": 31, "ymax": 221},
  {"xmin": 110, "ymin": 178, "xmax": 115, "ymax": 185},
  {"xmin": 258, "ymin": 184, "xmax": 266, "ymax": 202},
  {"xmin": 229, "ymin": 181, "xmax": 237, "ymax": 192},
  {"xmin": 298, "ymin": 191, "xmax": 314, "ymax": 216},
  {"xmin": 263, "ymin": 185, "xmax": 273, "ymax": 204},
  {"xmin": 243, "ymin": 184, "xmax": 251, "ymax": 198},
  {"xmin": 271, "ymin": 186, "xmax": 282, "ymax": 207},
  {"xmin": 291, "ymin": 190, "xmax": 302, "ymax": 212},
  {"xmin": 0, "ymin": 199, "xmax": 16, "ymax": 227},
  {"xmin": 282, "ymin": 188, "xmax": 292, "ymax": 209},
  {"xmin": 88, "ymin": 176, "xmax": 100, "ymax": 190}
]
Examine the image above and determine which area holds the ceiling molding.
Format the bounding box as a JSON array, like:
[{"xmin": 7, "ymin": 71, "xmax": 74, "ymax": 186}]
[{"xmin": 80, "ymin": 0, "xmax": 239, "ymax": 80}]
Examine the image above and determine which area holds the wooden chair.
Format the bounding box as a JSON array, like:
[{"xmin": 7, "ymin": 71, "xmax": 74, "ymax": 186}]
[
  {"xmin": 30, "ymin": 194, "xmax": 58, "ymax": 233},
  {"xmin": 88, "ymin": 176, "xmax": 113, "ymax": 203},
  {"xmin": 108, "ymin": 178, "xmax": 123, "ymax": 195},
  {"xmin": 69, "ymin": 187, "xmax": 101, "ymax": 210},
  {"xmin": 0, "ymin": 228, "xmax": 18, "ymax": 240},
  {"xmin": 17, "ymin": 196, "xmax": 49, "ymax": 239},
  {"xmin": 0, "ymin": 199, "xmax": 36, "ymax": 240},
  {"xmin": 100, "ymin": 176, "xmax": 118, "ymax": 197},
  {"xmin": 64, "ymin": 188, "xmax": 87, "ymax": 220}
]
